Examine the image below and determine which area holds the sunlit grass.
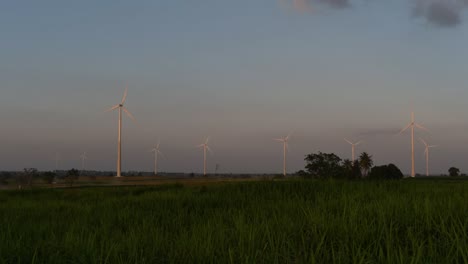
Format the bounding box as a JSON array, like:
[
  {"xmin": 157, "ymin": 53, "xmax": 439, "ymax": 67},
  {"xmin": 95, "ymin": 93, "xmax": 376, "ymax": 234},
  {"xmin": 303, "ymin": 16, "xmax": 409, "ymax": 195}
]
[{"xmin": 1, "ymin": 180, "xmax": 468, "ymax": 263}]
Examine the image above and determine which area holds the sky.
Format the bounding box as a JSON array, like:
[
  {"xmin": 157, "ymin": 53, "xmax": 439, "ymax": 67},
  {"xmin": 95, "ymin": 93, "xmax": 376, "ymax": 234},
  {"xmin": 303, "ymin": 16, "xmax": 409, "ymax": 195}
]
[{"xmin": 1, "ymin": 0, "xmax": 468, "ymax": 175}]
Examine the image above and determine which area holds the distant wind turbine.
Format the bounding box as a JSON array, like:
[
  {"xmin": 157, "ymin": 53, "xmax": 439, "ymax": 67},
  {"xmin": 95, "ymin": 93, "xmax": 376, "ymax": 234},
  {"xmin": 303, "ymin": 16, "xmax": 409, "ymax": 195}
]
[
  {"xmin": 150, "ymin": 140, "xmax": 163, "ymax": 176},
  {"xmin": 80, "ymin": 152, "xmax": 88, "ymax": 172},
  {"xmin": 105, "ymin": 85, "xmax": 135, "ymax": 177},
  {"xmin": 399, "ymin": 112, "xmax": 428, "ymax": 177},
  {"xmin": 420, "ymin": 138, "xmax": 437, "ymax": 177},
  {"xmin": 344, "ymin": 138, "xmax": 362, "ymax": 162},
  {"xmin": 197, "ymin": 137, "xmax": 212, "ymax": 176},
  {"xmin": 274, "ymin": 133, "xmax": 291, "ymax": 177}
]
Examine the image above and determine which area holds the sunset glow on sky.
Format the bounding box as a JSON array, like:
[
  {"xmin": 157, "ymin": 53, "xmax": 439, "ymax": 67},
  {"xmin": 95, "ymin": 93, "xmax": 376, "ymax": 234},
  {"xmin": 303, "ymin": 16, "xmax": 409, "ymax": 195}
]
[{"xmin": 1, "ymin": 0, "xmax": 468, "ymax": 174}]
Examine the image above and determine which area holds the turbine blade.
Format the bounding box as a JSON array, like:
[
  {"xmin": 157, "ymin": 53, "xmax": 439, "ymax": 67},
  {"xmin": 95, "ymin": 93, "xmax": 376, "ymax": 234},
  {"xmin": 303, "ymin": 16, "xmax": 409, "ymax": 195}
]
[
  {"xmin": 104, "ymin": 104, "xmax": 120, "ymax": 113},
  {"xmin": 121, "ymin": 85, "xmax": 128, "ymax": 104},
  {"xmin": 205, "ymin": 136, "xmax": 210, "ymax": 144},
  {"xmin": 344, "ymin": 138, "xmax": 353, "ymax": 145},
  {"xmin": 398, "ymin": 123, "xmax": 411, "ymax": 135},
  {"xmin": 355, "ymin": 141, "xmax": 363, "ymax": 146},
  {"xmin": 274, "ymin": 138, "xmax": 284, "ymax": 142},
  {"xmin": 415, "ymin": 123, "xmax": 429, "ymax": 132},
  {"xmin": 207, "ymin": 145, "xmax": 213, "ymax": 154},
  {"xmin": 419, "ymin": 138, "xmax": 428, "ymax": 147},
  {"xmin": 122, "ymin": 107, "xmax": 136, "ymax": 121}
]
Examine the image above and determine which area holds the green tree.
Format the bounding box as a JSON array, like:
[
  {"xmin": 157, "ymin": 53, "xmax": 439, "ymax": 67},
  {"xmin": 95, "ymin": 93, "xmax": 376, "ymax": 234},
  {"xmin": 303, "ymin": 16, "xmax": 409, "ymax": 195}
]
[
  {"xmin": 65, "ymin": 169, "xmax": 80, "ymax": 187},
  {"xmin": 42, "ymin": 171, "xmax": 56, "ymax": 185},
  {"xmin": 359, "ymin": 152, "xmax": 373, "ymax": 177},
  {"xmin": 448, "ymin": 167, "xmax": 460, "ymax": 177},
  {"xmin": 352, "ymin": 160, "xmax": 363, "ymax": 179},
  {"xmin": 305, "ymin": 152, "xmax": 343, "ymax": 178},
  {"xmin": 342, "ymin": 159, "xmax": 353, "ymax": 179},
  {"xmin": 18, "ymin": 168, "xmax": 38, "ymax": 189}
]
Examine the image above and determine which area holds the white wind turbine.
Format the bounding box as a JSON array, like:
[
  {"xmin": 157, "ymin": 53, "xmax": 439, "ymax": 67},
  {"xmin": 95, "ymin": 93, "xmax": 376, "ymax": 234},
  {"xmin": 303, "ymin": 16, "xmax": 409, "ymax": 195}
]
[
  {"xmin": 344, "ymin": 138, "xmax": 362, "ymax": 162},
  {"xmin": 274, "ymin": 133, "xmax": 291, "ymax": 177},
  {"xmin": 420, "ymin": 138, "xmax": 437, "ymax": 177},
  {"xmin": 105, "ymin": 85, "xmax": 135, "ymax": 177},
  {"xmin": 399, "ymin": 112, "xmax": 428, "ymax": 177},
  {"xmin": 150, "ymin": 140, "xmax": 163, "ymax": 176},
  {"xmin": 197, "ymin": 137, "xmax": 212, "ymax": 176},
  {"xmin": 80, "ymin": 152, "xmax": 88, "ymax": 172}
]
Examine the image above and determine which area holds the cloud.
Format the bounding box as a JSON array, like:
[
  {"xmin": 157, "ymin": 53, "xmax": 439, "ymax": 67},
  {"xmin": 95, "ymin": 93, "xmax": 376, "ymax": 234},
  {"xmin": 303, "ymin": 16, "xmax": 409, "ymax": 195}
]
[
  {"xmin": 283, "ymin": 0, "xmax": 350, "ymax": 11},
  {"xmin": 285, "ymin": 0, "xmax": 468, "ymax": 28},
  {"xmin": 413, "ymin": 0, "xmax": 468, "ymax": 27},
  {"xmin": 318, "ymin": 0, "xmax": 350, "ymax": 9}
]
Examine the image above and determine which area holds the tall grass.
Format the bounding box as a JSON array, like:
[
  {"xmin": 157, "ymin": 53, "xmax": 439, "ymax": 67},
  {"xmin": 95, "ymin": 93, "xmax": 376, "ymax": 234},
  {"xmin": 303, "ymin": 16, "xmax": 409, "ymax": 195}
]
[{"xmin": 1, "ymin": 180, "xmax": 468, "ymax": 263}]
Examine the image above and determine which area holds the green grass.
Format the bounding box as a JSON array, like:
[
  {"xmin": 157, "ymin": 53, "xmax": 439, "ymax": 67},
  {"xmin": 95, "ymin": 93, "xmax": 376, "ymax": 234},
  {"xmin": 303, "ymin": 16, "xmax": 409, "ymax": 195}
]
[{"xmin": 1, "ymin": 179, "xmax": 468, "ymax": 263}]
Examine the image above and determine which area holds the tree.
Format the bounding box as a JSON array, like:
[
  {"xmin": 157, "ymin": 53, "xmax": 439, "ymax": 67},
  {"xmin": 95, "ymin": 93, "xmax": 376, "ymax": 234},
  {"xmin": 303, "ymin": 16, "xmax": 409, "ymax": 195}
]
[
  {"xmin": 342, "ymin": 159, "xmax": 353, "ymax": 179},
  {"xmin": 42, "ymin": 171, "xmax": 56, "ymax": 185},
  {"xmin": 17, "ymin": 168, "xmax": 38, "ymax": 189},
  {"xmin": 295, "ymin": 170, "xmax": 307, "ymax": 177},
  {"xmin": 0, "ymin": 172, "xmax": 11, "ymax": 185},
  {"xmin": 369, "ymin": 164, "xmax": 404, "ymax": 180},
  {"xmin": 359, "ymin": 152, "xmax": 374, "ymax": 177},
  {"xmin": 305, "ymin": 152, "xmax": 343, "ymax": 178},
  {"xmin": 352, "ymin": 160, "xmax": 363, "ymax": 179},
  {"xmin": 65, "ymin": 169, "xmax": 80, "ymax": 187},
  {"xmin": 448, "ymin": 167, "xmax": 460, "ymax": 177}
]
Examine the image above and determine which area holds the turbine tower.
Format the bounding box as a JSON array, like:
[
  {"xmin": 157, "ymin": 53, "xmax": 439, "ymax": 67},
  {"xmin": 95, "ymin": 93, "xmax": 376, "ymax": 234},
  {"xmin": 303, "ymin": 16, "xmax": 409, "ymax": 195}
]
[
  {"xmin": 399, "ymin": 112, "xmax": 428, "ymax": 177},
  {"xmin": 197, "ymin": 137, "xmax": 212, "ymax": 176},
  {"xmin": 420, "ymin": 138, "xmax": 436, "ymax": 177},
  {"xmin": 150, "ymin": 140, "xmax": 162, "ymax": 176},
  {"xmin": 274, "ymin": 133, "xmax": 291, "ymax": 177},
  {"xmin": 80, "ymin": 152, "xmax": 88, "ymax": 172},
  {"xmin": 344, "ymin": 139, "xmax": 362, "ymax": 162},
  {"xmin": 105, "ymin": 85, "xmax": 135, "ymax": 177}
]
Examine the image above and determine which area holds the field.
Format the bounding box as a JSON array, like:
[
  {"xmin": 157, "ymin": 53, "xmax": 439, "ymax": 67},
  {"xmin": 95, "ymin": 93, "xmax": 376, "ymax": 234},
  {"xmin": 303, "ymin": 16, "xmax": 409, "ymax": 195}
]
[{"xmin": 1, "ymin": 179, "xmax": 468, "ymax": 263}]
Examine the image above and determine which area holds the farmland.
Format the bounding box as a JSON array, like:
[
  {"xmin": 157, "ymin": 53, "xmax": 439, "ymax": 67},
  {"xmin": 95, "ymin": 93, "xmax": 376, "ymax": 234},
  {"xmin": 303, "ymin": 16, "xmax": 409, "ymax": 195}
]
[{"xmin": 1, "ymin": 179, "xmax": 468, "ymax": 263}]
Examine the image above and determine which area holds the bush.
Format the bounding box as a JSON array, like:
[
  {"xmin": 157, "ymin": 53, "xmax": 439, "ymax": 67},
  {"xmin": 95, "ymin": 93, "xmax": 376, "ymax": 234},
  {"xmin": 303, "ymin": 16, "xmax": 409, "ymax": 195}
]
[
  {"xmin": 65, "ymin": 169, "xmax": 80, "ymax": 187},
  {"xmin": 42, "ymin": 171, "xmax": 56, "ymax": 185},
  {"xmin": 449, "ymin": 167, "xmax": 460, "ymax": 177},
  {"xmin": 369, "ymin": 164, "xmax": 403, "ymax": 180}
]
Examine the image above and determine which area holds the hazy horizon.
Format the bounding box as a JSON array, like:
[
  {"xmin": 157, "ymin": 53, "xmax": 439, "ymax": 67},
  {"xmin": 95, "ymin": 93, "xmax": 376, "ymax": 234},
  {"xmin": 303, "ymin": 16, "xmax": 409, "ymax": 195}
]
[{"xmin": 2, "ymin": 1, "xmax": 468, "ymax": 174}]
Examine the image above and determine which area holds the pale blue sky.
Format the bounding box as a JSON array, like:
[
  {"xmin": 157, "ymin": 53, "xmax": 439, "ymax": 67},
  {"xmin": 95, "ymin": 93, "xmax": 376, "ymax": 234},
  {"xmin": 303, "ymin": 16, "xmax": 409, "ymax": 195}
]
[{"xmin": 1, "ymin": 0, "xmax": 468, "ymax": 174}]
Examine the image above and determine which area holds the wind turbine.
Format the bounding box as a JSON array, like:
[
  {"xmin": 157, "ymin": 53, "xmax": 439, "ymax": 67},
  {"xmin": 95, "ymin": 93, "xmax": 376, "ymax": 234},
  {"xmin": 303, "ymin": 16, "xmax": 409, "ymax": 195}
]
[
  {"xmin": 420, "ymin": 138, "xmax": 437, "ymax": 177},
  {"xmin": 399, "ymin": 112, "xmax": 428, "ymax": 177},
  {"xmin": 344, "ymin": 139, "xmax": 362, "ymax": 162},
  {"xmin": 274, "ymin": 133, "xmax": 291, "ymax": 177},
  {"xmin": 105, "ymin": 85, "xmax": 135, "ymax": 177},
  {"xmin": 150, "ymin": 140, "xmax": 163, "ymax": 176},
  {"xmin": 197, "ymin": 137, "xmax": 212, "ymax": 176},
  {"xmin": 80, "ymin": 152, "xmax": 88, "ymax": 172}
]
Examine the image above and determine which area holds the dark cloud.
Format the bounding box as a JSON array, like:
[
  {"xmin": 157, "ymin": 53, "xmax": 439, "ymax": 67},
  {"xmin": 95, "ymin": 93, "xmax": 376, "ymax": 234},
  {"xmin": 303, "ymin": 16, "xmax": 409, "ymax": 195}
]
[
  {"xmin": 413, "ymin": 0, "xmax": 467, "ymax": 27},
  {"xmin": 317, "ymin": 0, "xmax": 350, "ymax": 9},
  {"xmin": 287, "ymin": 0, "xmax": 468, "ymax": 27},
  {"xmin": 285, "ymin": 0, "xmax": 350, "ymax": 11}
]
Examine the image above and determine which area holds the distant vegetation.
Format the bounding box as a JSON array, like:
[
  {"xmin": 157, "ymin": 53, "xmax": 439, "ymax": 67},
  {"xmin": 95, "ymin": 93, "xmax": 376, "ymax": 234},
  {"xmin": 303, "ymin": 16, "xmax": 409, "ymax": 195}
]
[
  {"xmin": 300, "ymin": 151, "xmax": 403, "ymax": 180},
  {"xmin": 1, "ymin": 180, "xmax": 468, "ymax": 263}
]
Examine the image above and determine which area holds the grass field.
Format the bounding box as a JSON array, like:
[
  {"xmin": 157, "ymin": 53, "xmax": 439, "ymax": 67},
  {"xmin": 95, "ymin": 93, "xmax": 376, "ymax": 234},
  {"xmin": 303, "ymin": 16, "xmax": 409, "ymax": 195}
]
[{"xmin": 1, "ymin": 179, "xmax": 468, "ymax": 263}]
